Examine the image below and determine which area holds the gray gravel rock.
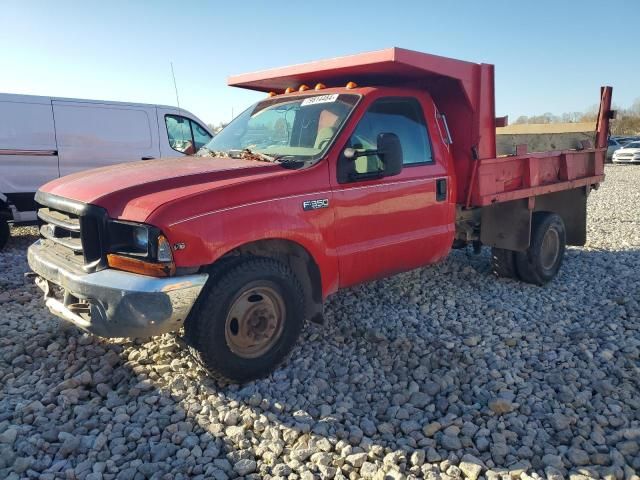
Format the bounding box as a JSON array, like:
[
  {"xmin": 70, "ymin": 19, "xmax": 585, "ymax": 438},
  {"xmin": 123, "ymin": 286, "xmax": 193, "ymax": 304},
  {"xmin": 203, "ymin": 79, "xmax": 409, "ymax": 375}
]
[
  {"xmin": 567, "ymin": 448, "xmax": 591, "ymax": 466},
  {"xmin": 234, "ymin": 458, "xmax": 257, "ymax": 475},
  {"xmin": 459, "ymin": 454, "xmax": 484, "ymax": 480},
  {"xmin": 441, "ymin": 434, "xmax": 462, "ymax": 451}
]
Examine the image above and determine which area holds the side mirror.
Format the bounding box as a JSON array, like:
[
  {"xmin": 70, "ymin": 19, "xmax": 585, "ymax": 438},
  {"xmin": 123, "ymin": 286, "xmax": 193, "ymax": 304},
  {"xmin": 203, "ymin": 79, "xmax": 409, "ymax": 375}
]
[
  {"xmin": 377, "ymin": 132, "xmax": 403, "ymax": 177},
  {"xmin": 342, "ymin": 133, "xmax": 403, "ymax": 177}
]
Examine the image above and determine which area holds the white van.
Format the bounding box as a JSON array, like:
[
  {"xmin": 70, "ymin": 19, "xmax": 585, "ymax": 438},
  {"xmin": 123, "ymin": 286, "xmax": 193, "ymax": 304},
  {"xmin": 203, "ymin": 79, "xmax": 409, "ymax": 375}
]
[{"xmin": 0, "ymin": 93, "xmax": 213, "ymax": 248}]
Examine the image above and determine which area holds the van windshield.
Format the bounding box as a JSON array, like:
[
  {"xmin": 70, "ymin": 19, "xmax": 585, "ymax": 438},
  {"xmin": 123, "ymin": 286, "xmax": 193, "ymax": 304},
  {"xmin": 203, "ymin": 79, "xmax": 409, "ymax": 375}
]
[{"xmin": 197, "ymin": 93, "xmax": 359, "ymax": 164}]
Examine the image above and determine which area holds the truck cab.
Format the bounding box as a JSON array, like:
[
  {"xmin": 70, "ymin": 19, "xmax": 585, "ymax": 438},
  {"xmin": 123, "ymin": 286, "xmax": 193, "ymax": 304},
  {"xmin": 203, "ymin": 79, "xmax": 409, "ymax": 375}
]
[{"xmin": 27, "ymin": 48, "xmax": 612, "ymax": 382}]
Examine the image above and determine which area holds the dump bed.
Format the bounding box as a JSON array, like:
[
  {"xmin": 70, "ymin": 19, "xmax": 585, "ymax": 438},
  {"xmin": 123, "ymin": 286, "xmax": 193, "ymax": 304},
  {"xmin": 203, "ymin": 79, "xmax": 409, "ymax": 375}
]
[
  {"xmin": 468, "ymin": 86, "xmax": 611, "ymax": 207},
  {"xmin": 229, "ymin": 48, "xmax": 612, "ymax": 207}
]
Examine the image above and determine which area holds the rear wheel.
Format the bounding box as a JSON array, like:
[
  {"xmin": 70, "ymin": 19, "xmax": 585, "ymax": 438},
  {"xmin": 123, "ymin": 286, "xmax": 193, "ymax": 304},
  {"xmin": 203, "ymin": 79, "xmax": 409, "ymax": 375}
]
[
  {"xmin": 515, "ymin": 213, "xmax": 566, "ymax": 285},
  {"xmin": 185, "ymin": 257, "xmax": 304, "ymax": 383},
  {"xmin": 491, "ymin": 247, "xmax": 518, "ymax": 279},
  {"xmin": 0, "ymin": 218, "xmax": 9, "ymax": 250}
]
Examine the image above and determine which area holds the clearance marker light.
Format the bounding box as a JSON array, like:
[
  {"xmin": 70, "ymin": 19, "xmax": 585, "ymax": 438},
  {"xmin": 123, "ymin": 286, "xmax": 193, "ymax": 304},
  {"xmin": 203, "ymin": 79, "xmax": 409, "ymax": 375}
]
[
  {"xmin": 314, "ymin": 83, "xmax": 326, "ymax": 90},
  {"xmin": 267, "ymin": 91, "xmax": 277, "ymax": 97},
  {"xmin": 345, "ymin": 81, "xmax": 358, "ymax": 89},
  {"xmin": 298, "ymin": 84, "xmax": 310, "ymax": 91},
  {"xmin": 284, "ymin": 87, "xmax": 296, "ymax": 94}
]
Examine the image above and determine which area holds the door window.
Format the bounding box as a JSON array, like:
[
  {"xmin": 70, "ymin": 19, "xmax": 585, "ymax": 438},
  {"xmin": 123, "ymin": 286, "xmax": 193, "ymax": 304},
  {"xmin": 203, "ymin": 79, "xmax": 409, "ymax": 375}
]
[
  {"xmin": 192, "ymin": 121, "xmax": 212, "ymax": 150},
  {"xmin": 165, "ymin": 115, "xmax": 211, "ymax": 154},
  {"xmin": 341, "ymin": 97, "xmax": 433, "ymax": 181}
]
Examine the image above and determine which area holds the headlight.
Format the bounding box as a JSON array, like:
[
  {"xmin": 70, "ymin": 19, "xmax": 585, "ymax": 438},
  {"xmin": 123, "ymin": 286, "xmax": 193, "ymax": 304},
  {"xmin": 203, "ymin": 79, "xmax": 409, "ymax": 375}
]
[
  {"xmin": 106, "ymin": 220, "xmax": 175, "ymax": 277},
  {"xmin": 133, "ymin": 226, "xmax": 149, "ymax": 252}
]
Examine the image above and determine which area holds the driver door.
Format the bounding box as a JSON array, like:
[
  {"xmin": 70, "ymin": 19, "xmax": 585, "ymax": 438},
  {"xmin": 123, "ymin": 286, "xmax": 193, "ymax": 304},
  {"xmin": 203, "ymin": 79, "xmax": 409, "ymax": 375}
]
[{"xmin": 331, "ymin": 95, "xmax": 453, "ymax": 288}]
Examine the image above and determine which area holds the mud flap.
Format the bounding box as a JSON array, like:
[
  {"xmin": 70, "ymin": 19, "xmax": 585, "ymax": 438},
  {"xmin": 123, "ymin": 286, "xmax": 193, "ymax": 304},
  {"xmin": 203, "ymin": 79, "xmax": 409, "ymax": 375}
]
[{"xmin": 480, "ymin": 199, "xmax": 531, "ymax": 252}]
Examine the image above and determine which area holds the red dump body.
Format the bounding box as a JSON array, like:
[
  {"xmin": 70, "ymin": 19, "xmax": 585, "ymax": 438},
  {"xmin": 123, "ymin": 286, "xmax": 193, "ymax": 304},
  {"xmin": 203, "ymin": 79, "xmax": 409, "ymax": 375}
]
[{"xmin": 230, "ymin": 47, "xmax": 612, "ymax": 207}]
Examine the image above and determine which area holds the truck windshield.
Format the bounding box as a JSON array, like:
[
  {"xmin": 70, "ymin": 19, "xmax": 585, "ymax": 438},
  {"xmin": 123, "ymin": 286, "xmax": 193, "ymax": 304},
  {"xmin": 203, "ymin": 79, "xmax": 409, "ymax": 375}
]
[{"xmin": 198, "ymin": 93, "xmax": 359, "ymax": 163}]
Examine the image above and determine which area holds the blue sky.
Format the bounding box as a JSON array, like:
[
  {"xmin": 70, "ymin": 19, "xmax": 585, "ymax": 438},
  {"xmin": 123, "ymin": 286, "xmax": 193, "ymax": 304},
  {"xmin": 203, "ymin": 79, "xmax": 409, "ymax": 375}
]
[{"xmin": 2, "ymin": 1, "xmax": 637, "ymax": 125}]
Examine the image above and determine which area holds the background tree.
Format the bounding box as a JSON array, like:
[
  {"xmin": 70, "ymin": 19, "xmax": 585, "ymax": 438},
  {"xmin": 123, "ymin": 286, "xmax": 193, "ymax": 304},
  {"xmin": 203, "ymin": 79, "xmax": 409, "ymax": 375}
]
[{"xmin": 511, "ymin": 98, "xmax": 640, "ymax": 135}]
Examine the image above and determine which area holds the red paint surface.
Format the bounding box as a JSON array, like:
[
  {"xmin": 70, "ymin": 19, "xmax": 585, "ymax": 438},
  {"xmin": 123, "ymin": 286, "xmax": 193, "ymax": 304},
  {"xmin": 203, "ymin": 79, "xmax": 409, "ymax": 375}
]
[{"xmin": 39, "ymin": 49, "xmax": 612, "ymax": 299}]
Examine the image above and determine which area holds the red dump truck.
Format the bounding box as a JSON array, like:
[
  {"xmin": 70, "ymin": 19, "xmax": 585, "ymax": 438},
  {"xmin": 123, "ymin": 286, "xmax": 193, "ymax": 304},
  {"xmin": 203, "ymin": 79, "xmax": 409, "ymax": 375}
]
[{"xmin": 28, "ymin": 48, "xmax": 613, "ymax": 381}]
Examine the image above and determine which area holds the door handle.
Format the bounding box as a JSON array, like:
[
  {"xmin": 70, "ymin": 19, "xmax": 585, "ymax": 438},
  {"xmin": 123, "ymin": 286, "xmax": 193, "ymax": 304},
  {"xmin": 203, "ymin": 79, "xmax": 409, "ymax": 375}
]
[
  {"xmin": 436, "ymin": 178, "xmax": 447, "ymax": 201},
  {"xmin": 141, "ymin": 156, "xmax": 155, "ymax": 160}
]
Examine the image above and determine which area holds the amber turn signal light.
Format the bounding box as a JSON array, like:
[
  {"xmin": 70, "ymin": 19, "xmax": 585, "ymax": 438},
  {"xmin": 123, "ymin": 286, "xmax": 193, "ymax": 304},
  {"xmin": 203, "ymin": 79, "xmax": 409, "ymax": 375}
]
[{"xmin": 107, "ymin": 254, "xmax": 176, "ymax": 277}]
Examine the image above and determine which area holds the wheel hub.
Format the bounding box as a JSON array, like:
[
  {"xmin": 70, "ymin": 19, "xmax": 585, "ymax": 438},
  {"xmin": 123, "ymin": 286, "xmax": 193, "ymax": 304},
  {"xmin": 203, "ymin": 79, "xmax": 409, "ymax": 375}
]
[
  {"xmin": 540, "ymin": 227, "xmax": 560, "ymax": 270},
  {"xmin": 225, "ymin": 286, "xmax": 285, "ymax": 358}
]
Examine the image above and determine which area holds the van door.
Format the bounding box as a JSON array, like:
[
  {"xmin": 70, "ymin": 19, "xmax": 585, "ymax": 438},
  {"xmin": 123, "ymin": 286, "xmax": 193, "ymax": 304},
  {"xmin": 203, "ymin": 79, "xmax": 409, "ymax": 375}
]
[
  {"xmin": 0, "ymin": 95, "xmax": 59, "ymax": 214},
  {"xmin": 156, "ymin": 107, "xmax": 213, "ymax": 157},
  {"xmin": 53, "ymin": 100, "xmax": 160, "ymax": 177}
]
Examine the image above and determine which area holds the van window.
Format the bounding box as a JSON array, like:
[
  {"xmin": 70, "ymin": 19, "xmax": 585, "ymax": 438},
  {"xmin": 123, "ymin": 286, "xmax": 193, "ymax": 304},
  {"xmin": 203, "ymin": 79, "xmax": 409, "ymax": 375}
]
[
  {"xmin": 165, "ymin": 115, "xmax": 211, "ymax": 155},
  {"xmin": 192, "ymin": 121, "xmax": 212, "ymax": 150}
]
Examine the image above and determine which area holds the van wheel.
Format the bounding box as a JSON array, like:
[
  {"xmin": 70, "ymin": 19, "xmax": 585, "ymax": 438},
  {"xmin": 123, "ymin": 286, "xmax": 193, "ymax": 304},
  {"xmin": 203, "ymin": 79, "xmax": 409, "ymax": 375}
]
[
  {"xmin": 0, "ymin": 219, "xmax": 9, "ymax": 250},
  {"xmin": 515, "ymin": 213, "xmax": 566, "ymax": 285},
  {"xmin": 491, "ymin": 247, "xmax": 518, "ymax": 279},
  {"xmin": 185, "ymin": 257, "xmax": 304, "ymax": 383}
]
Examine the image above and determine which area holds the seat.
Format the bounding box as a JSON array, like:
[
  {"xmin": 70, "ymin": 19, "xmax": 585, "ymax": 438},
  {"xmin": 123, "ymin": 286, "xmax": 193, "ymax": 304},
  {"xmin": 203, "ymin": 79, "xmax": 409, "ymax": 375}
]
[{"xmin": 314, "ymin": 127, "xmax": 336, "ymax": 150}]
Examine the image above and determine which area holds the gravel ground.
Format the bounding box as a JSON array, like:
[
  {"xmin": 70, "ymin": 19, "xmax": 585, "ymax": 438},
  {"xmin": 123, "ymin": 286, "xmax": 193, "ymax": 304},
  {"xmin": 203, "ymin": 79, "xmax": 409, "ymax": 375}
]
[{"xmin": 0, "ymin": 164, "xmax": 639, "ymax": 480}]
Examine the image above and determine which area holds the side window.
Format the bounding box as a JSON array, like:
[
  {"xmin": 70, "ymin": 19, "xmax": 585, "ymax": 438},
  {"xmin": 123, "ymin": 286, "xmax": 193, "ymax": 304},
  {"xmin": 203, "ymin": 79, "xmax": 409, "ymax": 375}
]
[
  {"xmin": 344, "ymin": 97, "xmax": 433, "ymax": 178},
  {"xmin": 191, "ymin": 121, "xmax": 212, "ymax": 150},
  {"xmin": 165, "ymin": 115, "xmax": 194, "ymax": 154}
]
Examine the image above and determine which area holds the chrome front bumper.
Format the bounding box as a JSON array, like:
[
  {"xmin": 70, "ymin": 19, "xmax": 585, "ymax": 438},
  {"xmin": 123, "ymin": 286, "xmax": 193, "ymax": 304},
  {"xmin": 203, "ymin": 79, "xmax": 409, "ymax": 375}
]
[{"xmin": 27, "ymin": 240, "xmax": 208, "ymax": 338}]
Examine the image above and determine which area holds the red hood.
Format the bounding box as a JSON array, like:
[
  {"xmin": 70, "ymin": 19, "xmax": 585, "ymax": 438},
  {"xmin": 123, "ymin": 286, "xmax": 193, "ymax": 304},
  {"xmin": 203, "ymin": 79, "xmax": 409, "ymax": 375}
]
[{"xmin": 40, "ymin": 156, "xmax": 281, "ymax": 221}]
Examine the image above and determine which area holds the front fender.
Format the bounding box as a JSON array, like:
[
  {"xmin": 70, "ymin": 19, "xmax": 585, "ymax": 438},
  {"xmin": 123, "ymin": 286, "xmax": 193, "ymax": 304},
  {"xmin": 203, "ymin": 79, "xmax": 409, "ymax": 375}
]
[{"xmin": 158, "ymin": 193, "xmax": 339, "ymax": 297}]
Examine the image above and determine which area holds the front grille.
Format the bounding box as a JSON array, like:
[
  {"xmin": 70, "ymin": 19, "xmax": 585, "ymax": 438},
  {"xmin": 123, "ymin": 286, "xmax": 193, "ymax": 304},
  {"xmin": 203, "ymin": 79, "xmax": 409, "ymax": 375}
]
[
  {"xmin": 616, "ymin": 153, "xmax": 633, "ymax": 158},
  {"xmin": 36, "ymin": 192, "xmax": 108, "ymax": 272},
  {"xmin": 39, "ymin": 208, "xmax": 83, "ymax": 252}
]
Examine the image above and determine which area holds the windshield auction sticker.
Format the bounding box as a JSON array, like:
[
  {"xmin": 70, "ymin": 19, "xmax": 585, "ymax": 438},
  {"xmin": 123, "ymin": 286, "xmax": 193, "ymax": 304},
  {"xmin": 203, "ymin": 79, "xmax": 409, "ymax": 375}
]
[{"xmin": 300, "ymin": 94, "xmax": 339, "ymax": 107}]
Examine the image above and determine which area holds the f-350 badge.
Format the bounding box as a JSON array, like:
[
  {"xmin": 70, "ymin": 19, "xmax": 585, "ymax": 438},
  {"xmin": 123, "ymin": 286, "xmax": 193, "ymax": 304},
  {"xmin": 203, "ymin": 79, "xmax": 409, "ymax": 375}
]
[{"xmin": 302, "ymin": 199, "xmax": 329, "ymax": 211}]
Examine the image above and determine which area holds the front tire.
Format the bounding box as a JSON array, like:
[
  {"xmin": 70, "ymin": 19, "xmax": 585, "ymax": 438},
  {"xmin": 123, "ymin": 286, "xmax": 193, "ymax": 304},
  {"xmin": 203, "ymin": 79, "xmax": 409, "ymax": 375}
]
[
  {"xmin": 185, "ymin": 257, "xmax": 304, "ymax": 383},
  {"xmin": 515, "ymin": 213, "xmax": 566, "ymax": 285}
]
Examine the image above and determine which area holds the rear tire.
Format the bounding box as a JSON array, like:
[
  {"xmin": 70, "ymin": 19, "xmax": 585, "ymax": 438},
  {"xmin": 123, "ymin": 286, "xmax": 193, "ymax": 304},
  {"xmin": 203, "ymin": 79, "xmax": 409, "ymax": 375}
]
[
  {"xmin": 0, "ymin": 218, "xmax": 9, "ymax": 250},
  {"xmin": 185, "ymin": 257, "xmax": 304, "ymax": 383},
  {"xmin": 491, "ymin": 247, "xmax": 518, "ymax": 279},
  {"xmin": 515, "ymin": 213, "xmax": 566, "ymax": 285}
]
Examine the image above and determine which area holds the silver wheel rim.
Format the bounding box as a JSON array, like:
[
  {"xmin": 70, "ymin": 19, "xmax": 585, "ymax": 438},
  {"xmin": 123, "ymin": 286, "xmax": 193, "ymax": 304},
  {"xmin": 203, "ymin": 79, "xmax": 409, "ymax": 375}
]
[
  {"xmin": 224, "ymin": 285, "xmax": 285, "ymax": 359},
  {"xmin": 540, "ymin": 228, "xmax": 560, "ymax": 270}
]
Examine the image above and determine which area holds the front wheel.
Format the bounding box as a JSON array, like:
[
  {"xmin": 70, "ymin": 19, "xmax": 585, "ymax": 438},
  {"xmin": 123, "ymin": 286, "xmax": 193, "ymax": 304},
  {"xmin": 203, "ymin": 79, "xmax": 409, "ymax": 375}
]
[
  {"xmin": 515, "ymin": 213, "xmax": 566, "ymax": 285},
  {"xmin": 185, "ymin": 257, "xmax": 304, "ymax": 383}
]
